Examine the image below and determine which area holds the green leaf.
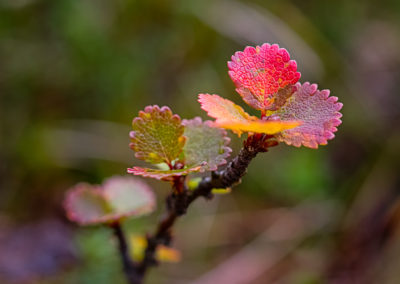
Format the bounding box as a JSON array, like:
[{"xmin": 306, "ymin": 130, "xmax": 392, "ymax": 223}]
[
  {"xmin": 182, "ymin": 117, "xmax": 231, "ymax": 171},
  {"xmin": 130, "ymin": 105, "xmax": 186, "ymax": 164},
  {"xmin": 211, "ymin": 188, "xmax": 232, "ymax": 194},
  {"xmin": 64, "ymin": 176, "xmax": 156, "ymax": 226},
  {"xmin": 187, "ymin": 177, "xmax": 202, "ymax": 191}
]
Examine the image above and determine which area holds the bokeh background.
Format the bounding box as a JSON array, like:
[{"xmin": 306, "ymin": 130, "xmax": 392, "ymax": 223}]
[{"xmin": 1, "ymin": 0, "xmax": 400, "ymax": 283}]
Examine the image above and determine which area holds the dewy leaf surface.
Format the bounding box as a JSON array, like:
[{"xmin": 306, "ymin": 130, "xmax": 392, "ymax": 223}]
[
  {"xmin": 130, "ymin": 105, "xmax": 186, "ymax": 165},
  {"xmin": 64, "ymin": 176, "xmax": 156, "ymax": 225},
  {"xmin": 228, "ymin": 44, "xmax": 301, "ymax": 110},
  {"xmin": 182, "ymin": 117, "xmax": 231, "ymax": 171},
  {"xmin": 198, "ymin": 93, "xmax": 300, "ymax": 136},
  {"xmin": 268, "ymin": 82, "xmax": 343, "ymax": 148},
  {"xmin": 127, "ymin": 166, "xmax": 202, "ymax": 181}
]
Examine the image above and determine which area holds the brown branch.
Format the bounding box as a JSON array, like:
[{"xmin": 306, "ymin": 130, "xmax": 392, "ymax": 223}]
[
  {"xmin": 116, "ymin": 134, "xmax": 276, "ymax": 284},
  {"xmin": 187, "ymin": 134, "xmax": 270, "ymax": 204},
  {"xmin": 111, "ymin": 222, "xmax": 142, "ymax": 284}
]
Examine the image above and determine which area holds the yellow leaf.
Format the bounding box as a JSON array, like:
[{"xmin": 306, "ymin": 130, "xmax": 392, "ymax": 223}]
[
  {"xmin": 130, "ymin": 235, "xmax": 181, "ymax": 263},
  {"xmin": 217, "ymin": 120, "xmax": 301, "ymax": 136},
  {"xmin": 156, "ymin": 246, "xmax": 181, "ymax": 263},
  {"xmin": 199, "ymin": 94, "xmax": 301, "ymax": 136}
]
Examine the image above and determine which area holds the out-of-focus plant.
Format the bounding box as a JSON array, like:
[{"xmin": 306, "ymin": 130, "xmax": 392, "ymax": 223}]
[{"xmin": 64, "ymin": 43, "xmax": 343, "ymax": 284}]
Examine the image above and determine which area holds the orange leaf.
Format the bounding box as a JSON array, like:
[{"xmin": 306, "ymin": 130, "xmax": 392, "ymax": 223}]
[
  {"xmin": 198, "ymin": 94, "xmax": 254, "ymax": 135},
  {"xmin": 198, "ymin": 94, "xmax": 253, "ymax": 122},
  {"xmin": 199, "ymin": 93, "xmax": 300, "ymax": 136}
]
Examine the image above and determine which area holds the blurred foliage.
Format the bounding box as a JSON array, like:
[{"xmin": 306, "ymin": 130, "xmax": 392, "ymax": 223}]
[{"xmin": 1, "ymin": 0, "xmax": 400, "ymax": 283}]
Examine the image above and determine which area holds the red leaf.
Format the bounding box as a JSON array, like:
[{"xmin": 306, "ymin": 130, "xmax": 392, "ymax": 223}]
[{"xmin": 228, "ymin": 44, "xmax": 301, "ymax": 110}]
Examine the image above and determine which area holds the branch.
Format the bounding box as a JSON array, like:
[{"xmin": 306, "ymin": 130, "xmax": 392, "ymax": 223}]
[
  {"xmin": 131, "ymin": 134, "xmax": 275, "ymax": 283},
  {"xmin": 188, "ymin": 134, "xmax": 269, "ymax": 204},
  {"xmin": 111, "ymin": 222, "xmax": 142, "ymax": 284}
]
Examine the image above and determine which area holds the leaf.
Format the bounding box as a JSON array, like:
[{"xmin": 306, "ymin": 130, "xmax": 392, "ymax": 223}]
[
  {"xmin": 64, "ymin": 183, "xmax": 111, "ymax": 225},
  {"xmin": 130, "ymin": 236, "xmax": 181, "ymax": 263},
  {"xmin": 228, "ymin": 44, "xmax": 301, "ymax": 110},
  {"xmin": 198, "ymin": 94, "xmax": 252, "ymax": 123},
  {"xmin": 217, "ymin": 119, "xmax": 301, "ymax": 136},
  {"xmin": 198, "ymin": 93, "xmax": 253, "ymax": 136},
  {"xmin": 130, "ymin": 105, "xmax": 186, "ymax": 165},
  {"xmin": 212, "ymin": 188, "xmax": 232, "ymax": 194},
  {"xmin": 187, "ymin": 177, "xmax": 202, "ymax": 191},
  {"xmin": 198, "ymin": 93, "xmax": 300, "ymax": 136},
  {"xmin": 188, "ymin": 179, "xmax": 232, "ymax": 194},
  {"xmin": 182, "ymin": 117, "xmax": 231, "ymax": 171},
  {"xmin": 156, "ymin": 244, "xmax": 181, "ymax": 263},
  {"xmin": 127, "ymin": 165, "xmax": 202, "ymax": 181},
  {"xmin": 64, "ymin": 176, "xmax": 156, "ymax": 225},
  {"xmin": 128, "ymin": 105, "xmax": 230, "ymax": 179},
  {"xmin": 102, "ymin": 176, "xmax": 156, "ymax": 218},
  {"xmin": 268, "ymin": 82, "xmax": 343, "ymax": 148}
]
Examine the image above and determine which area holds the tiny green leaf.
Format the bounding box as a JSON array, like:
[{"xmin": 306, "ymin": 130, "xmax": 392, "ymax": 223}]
[
  {"xmin": 211, "ymin": 188, "xmax": 232, "ymax": 194},
  {"xmin": 187, "ymin": 177, "xmax": 202, "ymax": 191},
  {"xmin": 130, "ymin": 105, "xmax": 186, "ymax": 165},
  {"xmin": 182, "ymin": 117, "xmax": 232, "ymax": 171}
]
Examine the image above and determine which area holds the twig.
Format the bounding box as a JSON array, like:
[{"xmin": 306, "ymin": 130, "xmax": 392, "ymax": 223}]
[
  {"xmin": 188, "ymin": 134, "xmax": 269, "ymax": 204},
  {"xmin": 111, "ymin": 222, "xmax": 142, "ymax": 284},
  {"xmin": 116, "ymin": 134, "xmax": 275, "ymax": 284}
]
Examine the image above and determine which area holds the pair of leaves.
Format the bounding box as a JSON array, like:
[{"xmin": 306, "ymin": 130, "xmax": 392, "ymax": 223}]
[
  {"xmin": 64, "ymin": 176, "xmax": 156, "ymax": 226},
  {"xmin": 199, "ymin": 83, "xmax": 342, "ymax": 149},
  {"xmin": 200, "ymin": 43, "xmax": 343, "ymax": 148},
  {"xmin": 128, "ymin": 106, "xmax": 231, "ymax": 180}
]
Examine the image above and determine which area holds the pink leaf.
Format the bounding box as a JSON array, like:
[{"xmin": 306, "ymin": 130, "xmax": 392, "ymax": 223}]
[
  {"xmin": 64, "ymin": 176, "xmax": 156, "ymax": 225},
  {"xmin": 269, "ymin": 82, "xmax": 343, "ymax": 148}
]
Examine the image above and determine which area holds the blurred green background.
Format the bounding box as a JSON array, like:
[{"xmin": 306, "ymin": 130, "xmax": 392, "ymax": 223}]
[{"xmin": 1, "ymin": 0, "xmax": 400, "ymax": 283}]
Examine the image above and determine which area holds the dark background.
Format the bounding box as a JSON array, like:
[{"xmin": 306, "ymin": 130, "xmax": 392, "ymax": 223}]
[{"xmin": 1, "ymin": 0, "xmax": 400, "ymax": 283}]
